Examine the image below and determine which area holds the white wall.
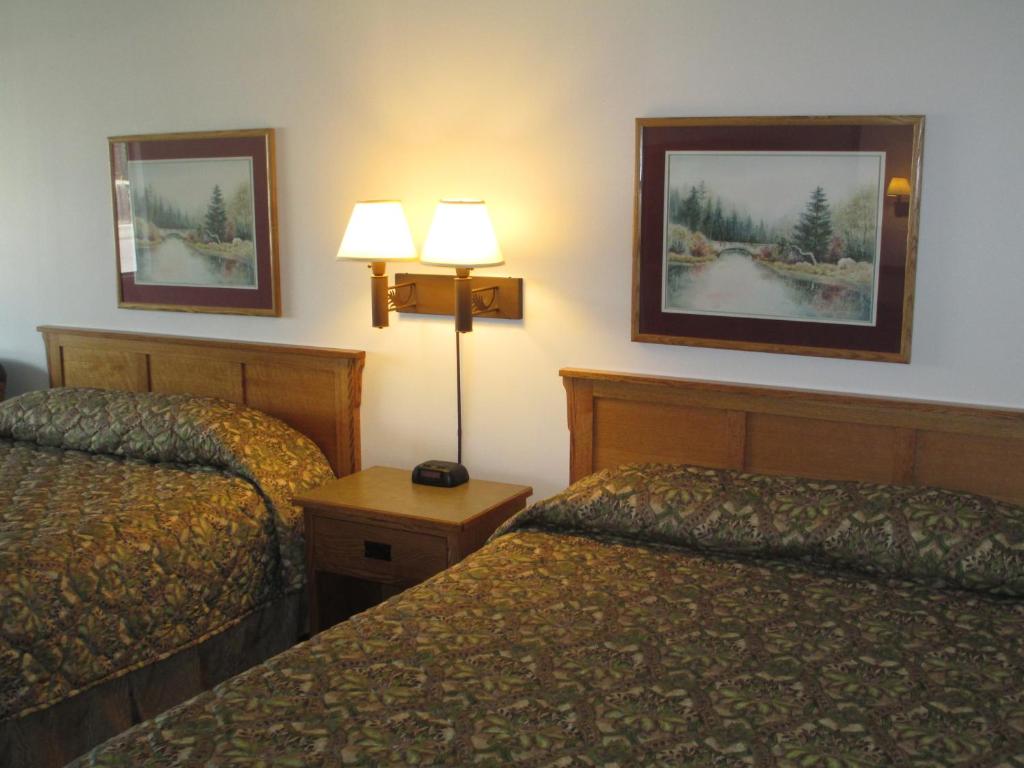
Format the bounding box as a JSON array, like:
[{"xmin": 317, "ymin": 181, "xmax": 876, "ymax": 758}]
[{"xmin": 2, "ymin": 0, "xmax": 1022, "ymax": 499}]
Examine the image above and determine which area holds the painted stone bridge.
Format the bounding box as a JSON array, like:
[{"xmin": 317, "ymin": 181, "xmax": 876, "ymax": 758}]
[
  {"xmin": 160, "ymin": 229, "xmax": 192, "ymax": 240},
  {"xmin": 714, "ymin": 240, "xmax": 818, "ymax": 265}
]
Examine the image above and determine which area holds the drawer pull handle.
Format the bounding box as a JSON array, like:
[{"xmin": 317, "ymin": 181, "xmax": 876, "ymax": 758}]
[{"xmin": 364, "ymin": 540, "xmax": 392, "ymax": 561}]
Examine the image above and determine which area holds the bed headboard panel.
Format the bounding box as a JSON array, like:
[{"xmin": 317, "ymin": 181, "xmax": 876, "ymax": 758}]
[
  {"xmin": 39, "ymin": 326, "xmax": 365, "ymax": 477},
  {"xmin": 562, "ymin": 368, "xmax": 1024, "ymax": 505}
]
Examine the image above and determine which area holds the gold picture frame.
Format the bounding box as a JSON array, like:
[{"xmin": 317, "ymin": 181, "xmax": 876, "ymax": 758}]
[
  {"xmin": 108, "ymin": 128, "xmax": 280, "ymax": 316},
  {"xmin": 632, "ymin": 115, "xmax": 924, "ymax": 362}
]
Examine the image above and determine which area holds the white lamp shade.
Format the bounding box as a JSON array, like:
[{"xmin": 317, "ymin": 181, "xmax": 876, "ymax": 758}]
[
  {"xmin": 336, "ymin": 200, "xmax": 417, "ymax": 262},
  {"xmin": 421, "ymin": 199, "xmax": 503, "ymax": 268}
]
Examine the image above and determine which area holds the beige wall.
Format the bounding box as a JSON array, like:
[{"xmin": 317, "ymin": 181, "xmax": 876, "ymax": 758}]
[{"xmin": 2, "ymin": 0, "xmax": 1022, "ymax": 498}]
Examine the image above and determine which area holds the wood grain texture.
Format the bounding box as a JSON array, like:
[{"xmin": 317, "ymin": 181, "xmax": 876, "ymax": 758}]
[
  {"xmin": 149, "ymin": 355, "xmax": 243, "ymax": 402},
  {"xmin": 300, "ymin": 466, "xmax": 531, "ymax": 632},
  {"xmin": 61, "ymin": 348, "xmax": 148, "ymax": 392},
  {"xmin": 635, "ymin": 115, "xmax": 926, "ymax": 128},
  {"xmin": 295, "ymin": 467, "xmax": 532, "ymax": 531},
  {"xmin": 394, "ymin": 273, "xmax": 523, "ymax": 320},
  {"xmin": 310, "ymin": 516, "xmax": 448, "ymax": 586},
  {"xmin": 746, "ymin": 413, "xmax": 905, "ymax": 484},
  {"xmin": 563, "ymin": 378, "xmax": 594, "ymax": 484},
  {"xmin": 38, "ymin": 326, "xmax": 365, "ymax": 477},
  {"xmin": 562, "ymin": 368, "xmax": 1024, "ymax": 504},
  {"xmin": 593, "ymin": 399, "xmax": 744, "ymax": 472},
  {"xmin": 915, "ymin": 432, "xmax": 1024, "ymax": 503}
]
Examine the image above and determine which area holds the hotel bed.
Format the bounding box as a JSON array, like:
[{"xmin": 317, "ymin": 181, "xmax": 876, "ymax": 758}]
[
  {"xmin": 74, "ymin": 368, "xmax": 1024, "ymax": 766},
  {"xmin": 0, "ymin": 327, "xmax": 364, "ymax": 768}
]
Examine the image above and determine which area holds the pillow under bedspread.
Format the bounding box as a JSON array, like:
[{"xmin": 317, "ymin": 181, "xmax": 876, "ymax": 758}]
[{"xmin": 496, "ymin": 463, "xmax": 1024, "ymax": 595}]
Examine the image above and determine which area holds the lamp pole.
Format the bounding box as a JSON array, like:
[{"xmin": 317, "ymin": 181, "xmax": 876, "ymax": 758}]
[{"xmin": 455, "ymin": 328, "xmax": 463, "ymax": 464}]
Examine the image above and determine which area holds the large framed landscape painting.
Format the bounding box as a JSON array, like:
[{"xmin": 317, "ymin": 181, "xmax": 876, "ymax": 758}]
[
  {"xmin": 109, "ymin": 129, "xmax": 280, "ymax": 315},
  {"xmin": 632, "ymin": 116, "xmax": 924, "ymax": 362}
]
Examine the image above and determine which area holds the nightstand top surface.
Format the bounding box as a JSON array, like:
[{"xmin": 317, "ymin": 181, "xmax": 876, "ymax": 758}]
[{"xmin": 295, "ymin": 466, "xmax": 533, "ymax": 528}]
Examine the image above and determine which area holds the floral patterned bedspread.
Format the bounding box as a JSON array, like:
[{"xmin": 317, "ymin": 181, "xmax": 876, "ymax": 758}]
[
  {"xmin": 0, "ymin": 388, "xmax": 334, "ymax": 721},
  {"xmin": 76, "ymin": 464, "xmax": 1024, "ymax": 766}
]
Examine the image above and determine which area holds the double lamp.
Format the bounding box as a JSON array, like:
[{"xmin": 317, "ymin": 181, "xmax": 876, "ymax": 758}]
[{"xmin": 337, "ymin": 199, "xmax": 522, "ymax": 485}]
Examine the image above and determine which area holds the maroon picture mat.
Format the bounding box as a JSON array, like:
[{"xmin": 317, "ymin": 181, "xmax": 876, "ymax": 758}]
[
  {"xmin": 112, "ymin": 135, "xmax": 274, "ymax": 311},
  {"xmin": 636, "ymin": 122, "xmax": 916, "ymax": 354}
]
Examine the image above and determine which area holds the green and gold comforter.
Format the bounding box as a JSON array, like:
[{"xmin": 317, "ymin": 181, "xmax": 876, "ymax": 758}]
[
  {"xmin": 77, "ymin": 464, "xmax": 1024, "ymax": 766},
  {"xmin": 0, "ymin": 388, "xmax": 334, "ymax": 721}
]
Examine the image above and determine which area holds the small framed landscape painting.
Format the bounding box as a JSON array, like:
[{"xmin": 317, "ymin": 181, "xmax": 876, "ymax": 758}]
[
  {"xmin": 108, "ymin": 128, "xmax": 280, "ymax": 315},
  {"xmin": 632, "ymin": 116, "xmax": 924, "ymax": 362}
]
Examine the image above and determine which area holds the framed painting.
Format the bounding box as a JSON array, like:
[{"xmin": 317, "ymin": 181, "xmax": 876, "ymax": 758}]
[
  {"xmin": 632, "ymin": 116, "xmax": 924, "ymax": 362},
  {"xmin": 108, "ymin": 128, "xmax": 280, "ymax": 315}
]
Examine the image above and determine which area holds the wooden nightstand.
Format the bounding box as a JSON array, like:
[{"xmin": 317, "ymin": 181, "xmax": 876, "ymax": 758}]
[{"xmin": 297, "ymin": 466, "xmax": 532, "ymax": 633}]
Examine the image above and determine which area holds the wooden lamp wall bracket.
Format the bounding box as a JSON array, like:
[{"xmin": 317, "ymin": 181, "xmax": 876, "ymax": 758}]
[
  {"xmin": 393, "ymin": 273, "xmax": 524, "ymax": 321},
  {"xmin": 387, "ymin": 282, "xmax": 417, "ymax": 311},
  {"xmin": 471, "ymin": 285, "xmax": 499, "ymax": 316}
]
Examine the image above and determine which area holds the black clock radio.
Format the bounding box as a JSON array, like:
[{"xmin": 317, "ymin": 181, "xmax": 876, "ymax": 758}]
[{"xmin": 411, "ymin": 460, "xmax": 470, "ymax": 488}]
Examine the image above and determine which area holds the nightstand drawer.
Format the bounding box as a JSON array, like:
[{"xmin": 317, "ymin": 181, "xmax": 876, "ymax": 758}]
[
  {"xmin": 311, "ymin": 516, "xmax": 448, "ymax": 585},
  {"xmin": 299, "ymin": 467, "xmax": 532, "ymax": 633}
]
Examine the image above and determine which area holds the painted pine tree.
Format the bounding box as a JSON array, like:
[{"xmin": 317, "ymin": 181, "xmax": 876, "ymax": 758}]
[
  {"xmin": 682, "ymin": 186, "xmax": 702, "ymax": 230},
  {"xmin": 204, "ymin": 184, "xmax": 228, "ymax": 242},
  {"xmin": 793, "ymin": 186, "xmax": 833, "ymax": 262}
]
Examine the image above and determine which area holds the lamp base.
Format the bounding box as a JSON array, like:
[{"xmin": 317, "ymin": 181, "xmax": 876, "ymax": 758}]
[{"xmin": 411, "ymin": 460, "xmax": 470, "ymax": 488}]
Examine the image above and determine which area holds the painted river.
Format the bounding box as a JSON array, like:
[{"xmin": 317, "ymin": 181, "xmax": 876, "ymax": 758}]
[
  {"xmin": 665, "ymin": 253, "xmax": 872, "ymax": 324},
  {"xmin": 136, "ymin": 237, "xmax": 256, "ymax": 288}
]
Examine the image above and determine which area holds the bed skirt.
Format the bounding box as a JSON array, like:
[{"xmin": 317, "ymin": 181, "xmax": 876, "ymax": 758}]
[{"xmin": 0, "ymin": 591, "xmax": 303, "ymax": 768}]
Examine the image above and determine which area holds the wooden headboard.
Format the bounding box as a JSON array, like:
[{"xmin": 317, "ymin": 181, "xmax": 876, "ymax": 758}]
[
  {"xmin": 562, "ymin": 368, "xmax": 1024, "ymax": 505},
  {"xmin": 39, "ymin": 326, "xmax": 365, "ymax": 477}
]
